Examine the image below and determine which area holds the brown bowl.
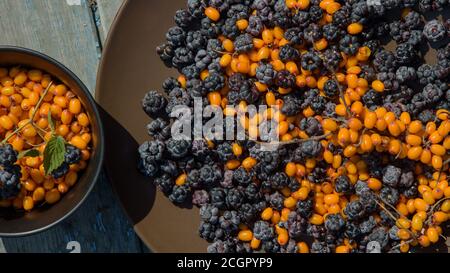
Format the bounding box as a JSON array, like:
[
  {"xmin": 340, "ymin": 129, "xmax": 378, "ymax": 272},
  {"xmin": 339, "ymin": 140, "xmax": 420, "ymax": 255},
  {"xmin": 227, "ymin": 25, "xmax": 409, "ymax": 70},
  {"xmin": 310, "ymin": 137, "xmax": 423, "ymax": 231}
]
[
  {"xmin": 0, "ymin": 46, "xmax": 104, "ymax": 236},
  {"xmin": 97, "ymin": 0, "xmax": 207, "ymax": 252}
]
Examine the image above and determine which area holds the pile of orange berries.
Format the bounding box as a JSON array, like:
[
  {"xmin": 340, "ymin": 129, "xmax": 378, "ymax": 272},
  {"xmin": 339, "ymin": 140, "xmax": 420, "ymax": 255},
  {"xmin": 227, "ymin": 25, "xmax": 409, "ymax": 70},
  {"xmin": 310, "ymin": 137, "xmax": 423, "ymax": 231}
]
[{"xmin": 0, "ymin": 66, "xmax": 92, "ymax": 211}]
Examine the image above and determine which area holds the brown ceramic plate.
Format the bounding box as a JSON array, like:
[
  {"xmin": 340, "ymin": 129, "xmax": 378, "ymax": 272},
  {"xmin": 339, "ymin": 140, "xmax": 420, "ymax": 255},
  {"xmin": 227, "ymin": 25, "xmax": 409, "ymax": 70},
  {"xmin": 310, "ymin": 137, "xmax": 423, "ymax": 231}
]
[{"xmin": 96, "ymin": 0, "xmax": 207, "ymax": 252}]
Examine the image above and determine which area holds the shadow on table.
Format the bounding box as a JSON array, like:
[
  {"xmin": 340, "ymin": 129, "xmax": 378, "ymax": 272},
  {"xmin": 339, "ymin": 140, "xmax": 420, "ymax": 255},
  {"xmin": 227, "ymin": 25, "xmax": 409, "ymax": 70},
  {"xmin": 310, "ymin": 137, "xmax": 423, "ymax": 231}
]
[{"xmin": 98, "ymin": 105, "xmax": 156, "ymax": 225}]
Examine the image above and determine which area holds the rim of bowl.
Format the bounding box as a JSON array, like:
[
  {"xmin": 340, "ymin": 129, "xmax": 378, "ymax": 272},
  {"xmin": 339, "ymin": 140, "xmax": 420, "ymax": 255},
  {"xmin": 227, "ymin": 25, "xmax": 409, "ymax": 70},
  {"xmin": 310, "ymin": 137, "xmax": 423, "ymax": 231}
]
[{"xmin": 0, "ymin": 45, "xmax": 105, "ymax": 237}]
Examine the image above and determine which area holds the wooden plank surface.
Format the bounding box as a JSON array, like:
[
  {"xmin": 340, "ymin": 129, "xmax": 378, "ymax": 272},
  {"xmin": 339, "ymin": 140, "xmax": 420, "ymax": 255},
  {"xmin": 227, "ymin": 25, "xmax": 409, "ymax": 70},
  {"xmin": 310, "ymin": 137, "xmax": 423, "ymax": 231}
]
[
  {"xmin": 96, "ymin": 0, "xmax": 124, "ymax": 43},
  {"xmin": 0, "ymin": 0, "xmax": 141, "ymax": 252}
]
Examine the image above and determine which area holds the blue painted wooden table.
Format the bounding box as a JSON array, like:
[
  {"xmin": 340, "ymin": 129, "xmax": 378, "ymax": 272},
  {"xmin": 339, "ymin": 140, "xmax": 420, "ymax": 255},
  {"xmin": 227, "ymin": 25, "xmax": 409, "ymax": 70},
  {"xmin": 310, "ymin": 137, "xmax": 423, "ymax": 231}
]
[{"xmin": 0, "ymin": 0, "xmax": 145, "ymax": 253}]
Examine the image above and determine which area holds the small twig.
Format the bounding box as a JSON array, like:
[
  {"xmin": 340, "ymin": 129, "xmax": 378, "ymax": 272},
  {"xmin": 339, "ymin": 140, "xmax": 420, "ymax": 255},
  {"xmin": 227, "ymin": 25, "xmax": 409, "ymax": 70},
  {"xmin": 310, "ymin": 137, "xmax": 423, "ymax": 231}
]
[
  {"xmin": 426, "ymin": 197, "xmax": 450, "ymax": 226},
  {"xmin": 256, "ymin": 132, "xmax": 332, "ymax": 146},
  {"xmin": 374, "ymin": 199, "xmax": 398, "ymax": 222},
  {"xmin": 391, "ymin": 239, "xmax": 415, "ymax": 250}
]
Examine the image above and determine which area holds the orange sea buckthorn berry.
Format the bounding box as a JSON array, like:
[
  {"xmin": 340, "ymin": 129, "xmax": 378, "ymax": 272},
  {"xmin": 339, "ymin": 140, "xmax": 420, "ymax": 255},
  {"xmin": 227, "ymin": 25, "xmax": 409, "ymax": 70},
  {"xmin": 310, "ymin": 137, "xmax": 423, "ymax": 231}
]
[
  {"xmin": 371, "ymin": 80, "xmax": 385, "ymax": 92},
  {"xmin": 406, "ymin": 134, "xmax": 422, "ymax": 146},
  {"xmin": 205, "ymin": 7, "xmax": 220, "ymax": 21},
  {"xmin": 326, "ymin": 1, "xmax": 341, "ymax": 14},
  {"xmin": 335, "ymin": 104, "xmax": 347, "ymax": 116},
  {"xmin": 297, "ymin": 242, "xmax": 309, "ymax": 253},
  {"xmin": 426, "ymin": 227, "xmax": 439, "ymax": 243},
  {"xmin": 431, "ymin": 155, "xmax": 443, "ymax": 170},
  {"xmin": 236, "ymin": 19, "xmax": 249, "ymax": 30},
  {"xmin": 367, "ymin": 178, "xmax": 382, "ymax": 191},
  {"xmin": 309, "ymin": 214, "xmax": 324, "ymax": 225},
  {"xmin": 238, "ymin": 230, "xmax": 253, "ymax": 242},
  {"xmin": 347, "ymin": 23, "xmax": 363, "ymax": 34}
]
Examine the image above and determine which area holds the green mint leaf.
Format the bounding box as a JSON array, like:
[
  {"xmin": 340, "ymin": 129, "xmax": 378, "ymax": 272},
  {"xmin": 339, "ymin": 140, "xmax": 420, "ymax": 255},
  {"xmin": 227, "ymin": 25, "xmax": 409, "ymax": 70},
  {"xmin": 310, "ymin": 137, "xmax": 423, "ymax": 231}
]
[
  {"xmin": 18, "ymin": 149, "xmax": 40, "ymax": 159},
  {"xmin": 43, "ymin": 136, "xmax": 66, "ymax": 175},
  {"xmin": 48, "ymin": 111, "xmax": 55, "ymax": 133}
]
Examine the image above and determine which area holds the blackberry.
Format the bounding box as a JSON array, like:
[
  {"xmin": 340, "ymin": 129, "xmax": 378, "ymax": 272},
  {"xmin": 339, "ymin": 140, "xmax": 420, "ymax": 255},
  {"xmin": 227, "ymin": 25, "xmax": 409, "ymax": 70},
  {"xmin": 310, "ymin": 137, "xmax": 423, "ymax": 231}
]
[
  {"xmin": 360, "ymin": 216, "xmax": 377, "ymax": 234},
  {"xmin": 270, "ymin": 172, "xmax": 289, "ymax": 190},
  {"xmin": 325, "ymin": 213, "xmax": 345, "ymax": 233},
  {"xmin": 166, "ymin": 87, "xmax": 191, "ymax": 113},
  {"xmin": 278, "ymin": 45, "xmax": 300, "ymax": 62},
  {"xmin": 142, "ymin": 91, "xmax": 167, "ymax": 117},
  {"xmin": 200, "ymin": 164, "xmax": 223, "ymax": 188},
  {"xmin": 210, "ymin": 187, "xmax": 227, "ymax": 209},
  {"xmin": 286, "ymin": 211, "xmax": 307, "ymax": 239},
  {"xmin": 275, "ymin": 70, "xmax": 295, "ymax": 88},
  {"xmin": 309, "ymin": 5, "xmax": 323, "ymax": 22},
  {"xmin": 367, "ymin": 227, "xmax": 389, "ymax": 249},
  {"xmin": 339, "ymin": 34, "xmax": 360, "ymax": 56},
  {"xmin": 227, "ymin": 4, "xmax": 249, "ymax": 20},
  {"xmin": 219, "ymin": 210, "xmax": 241, "ymax": 236},
  {"xmin": 268, "ymin": 192, "xmax": 284, "ymax": 210},
  {"xmin": 395, "ymin": 66, "xmax": 416, "ymax": 83},
  {"xmin": 423, "ymin": 19, "xmax": 446, "ymax": 42},
  {"xmin": 418, "ymin": 109, "xmax": 436, "ymax": 123},
  {"xmin": 225, "ymin": 188, "xmax": 245, "ymax": 209},
  {"xmin": 307, "ymin": 163, "xmax": 327, "ymax": 184},
  {"xmin": 262, "ymin": 238, "xmax": 282, "ymax": 253},
  {"xmin": 194, "ymin": 50, "xmax": 212, "ymax": 71},
  {"xmin": 344, "ymin": 201, "xmax": 366, "ymax": 221},
  {"xmin": 209, "ymin": 0, "xmax": 229, "ymax": 12},
  {"xmin": 377, "ymin": 72, "xmax": 399, "ymax": 91},
  {"xmin": 417, "ymin": 64, "xmax": 438, "ymax": 85},
  {"xmin": 245, "ymin": 183, "xmax": 261, "ymax": 202},
  {"xmin": 187, "ymin": 0, "xmax": 205, "ymax": 18},
  {"xmin": 296, "ymin": 198, "xmax": 314, "ymax": 218},
  {"xmin": 233, "ymin": 167, "xmax": 253, "ymax": 186},
  {"xmin": 332, "ymin": 6, "xmax": 350, "ymax": 28},
  {"xmin": 162, "ymin": 77, "xmax": 180, "ymax": 93},
  {"xmin": 292, "ymin": 11, "xmax": 310, "ymax": 28},
  {"xmin": 222, "ymin": 17, "xmax": 240, "ymax": 39},
  {"xmin": 303, "ymin": 23, "xmax": 322, "ymax": 43},
  {"xmin": 203, "ymin": 72, "xmax": 225, "ymax": 92},
  {"xmin": 301, "ymin": 50, "xmax": 322, "ymax": 71},
  {"xmin": 299, "ymin": 117, "xmax": 323, "ymax": 137},
  {"xmin": 302, "ymin": 89, "xmax": 327, "ymax": 113},
  {"xmin": 138, "ymin": 157, "xmax": 159, "ymax": 178},
  {"xmin": 406, "ymin": 30, "xmax": 423, "ymax": 46},
  {"xmin": 395, "ymin": 43, "xmax": 416, "ymax": 65},
  {"xmin": 345, "ymin": 223, "xmax": 362, "ymax": 240},
  {"xmin": 0, "ymin": 144, "xmax": 18, "ymax": 167},
  {"xmin": 380, "ymin": 186, "xmax": 399, "ymax": 206},
  {"xmin": 172, "ymin": 47, "xmax": 195, "ymax": 69},
  {"xmin": 138, "ymin": 140, "xmax": 165, "ymax": 162},
  {"xmin": 389, "ymin": 21, "xmax": 405, "ymax": 42},
  {"xmin": 388, "ymin": 226, "xmax": 400, "ymax": 241},
  {"xmin": 216, "ymin": 142, "xmax": 233, "ymax": 161},
  {"xmin": 311, "ymin": 241, "xmax": 331, "ymax": 253},
  {"xmin": 154, "ymin": 173, "xmax": 175, "ymax": 194},
  {"xmin": 403, "ymin": 11, "xmax": 422, "ymax": 30},
  {"xmin": 200, "ymin": 204, "xmax": 219, "ymax": 224},
  {"xmin": 200, "ymin": 18, "xmax": 222, "ymax": 39},
  {"xmin": 322, "ymin": 25, "xmax": 340, "ymax": 44},
  {"xmin": 166, "ymin": 26, "xmax": 186, "ymax": 47},
  {"xmin": 253, "ymin": 220, "xmax": 274, "ymax": 241},
  {"xmin": 374, "ymin": 50, "xmax": 397, "ymax": 73},
  {"xmin": 206, "ymin": 39, "xmax": 223, "ymax": 57},
  {"xmin": 297, "ymin": 140, "xmax": 323, "ymax": 159},
  {"xmin": 281, "ymin": 94, "xmax": 302, "ymax": 116},
  {"xmin": 335, "ymin": 175, "xmax": 353, "ymax": 194},
  {"xmin": 199, "ymin": 221, "xmax": 220, "ymax": 242},
  {"xmin": 382, "ymin": 165, "xmax": 401, "ymax": 188},
  {"xmin": 174, "ymin": 9, "xmax": 193, "ymax": 29},
  {"xmin": 51, "ymin": 162, "xmax": 69, "ymax": 179},
  {"xmin": 238, "ymin": 203, "xmax": 257, "ymax": 224},
  {"xmin": 146, "ymin": 118, "xmax": 171, "ymax": 140},
  {"xmin": 220, "ymin": 170, "xmax": 234, "ymax": 189},
  {"xmin": 234, "ymin": 34, "xmax": 254, "ymax": 53},
  {"xmin": 207, "ymin": 240, "xmax": 232, "ymax": 253},
  {"xmin": 169, "ymin": 184, "xmax": 191, "ymax": 204},
  {"xmin": 323, "ymin": 79, "xmax": 339, "ymax": 97},
  {"xmin": 307, "ymin": 223, "xmax": 326, "ymax": 240},
  {"xmin": 255, "ymin": 63, "xmax": 276, "ymax": 85},
  {"xmin": 323, "ymin": 48, "xmax": 342, "ymax": 71},
  {"xmin": 246, "ymin": 15, "xmax": 264, "ymax": 36},
  {"xmin": 284, "ymin": 27, "xmax": 303, "ymax": 45},
  {"xmin": 166, "ymin": 138, "xmax": 191, "ymax": 159},
  {"xmin": 0, "ymin": 167, "xmax": 21, "ymax": 200},
  {"xmin": 181, "ymin": 64, "xmax": 201, "ymax": 80}
]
